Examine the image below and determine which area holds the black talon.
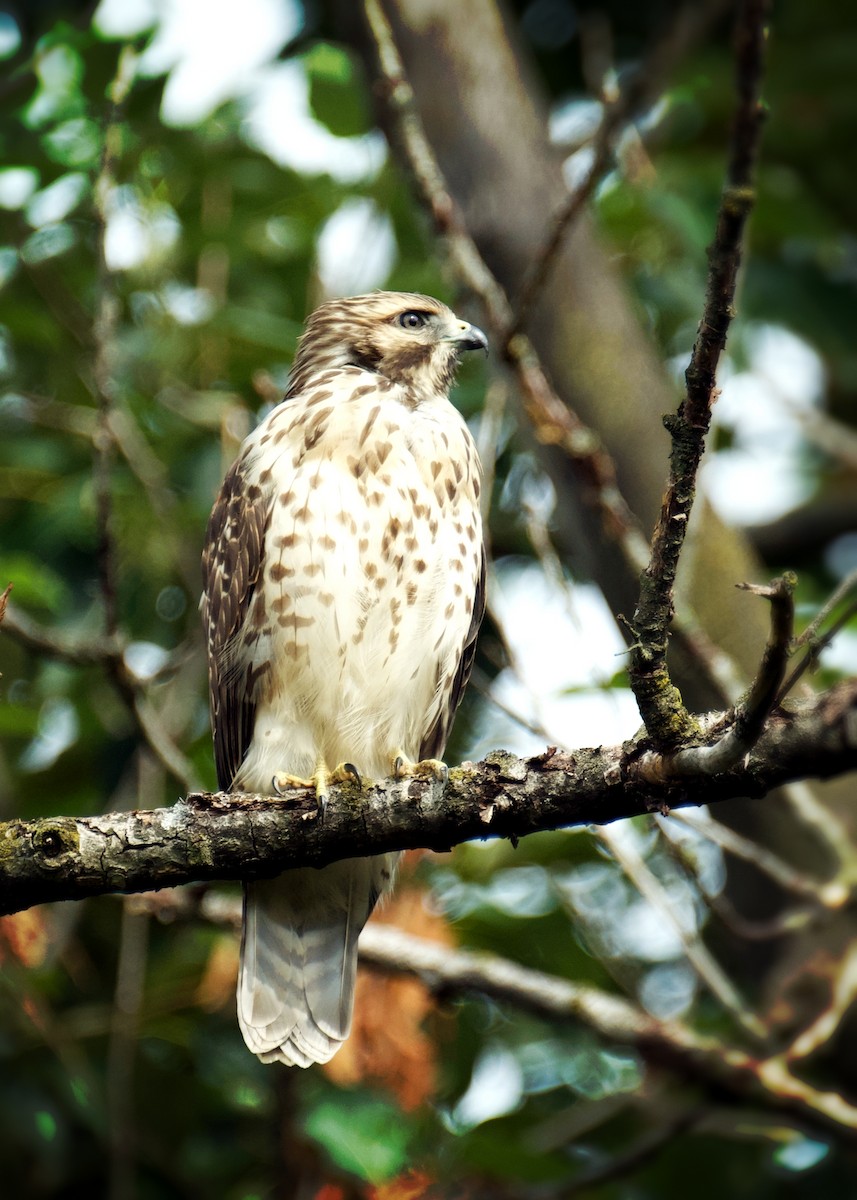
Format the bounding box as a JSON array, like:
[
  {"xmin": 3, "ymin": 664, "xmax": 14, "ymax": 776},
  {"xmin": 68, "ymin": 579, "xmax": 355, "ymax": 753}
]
[
  {"xmin": 394, "ymin": 755, "xmax": 404, "ymax": 778},
  {"xmin": 272, "ymin": 775, "xmax": 284, "ymax": 797},
  {"xmin": 344, "ymin": 763, "xmax": 361, "ymax": 786}
]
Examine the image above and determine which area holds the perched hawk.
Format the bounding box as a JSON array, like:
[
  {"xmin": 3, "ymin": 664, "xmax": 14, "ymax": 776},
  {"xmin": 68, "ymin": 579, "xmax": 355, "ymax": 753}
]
[{"xmin": 201, "ymin": 292, "xmax": 487, "ymax": 1066}]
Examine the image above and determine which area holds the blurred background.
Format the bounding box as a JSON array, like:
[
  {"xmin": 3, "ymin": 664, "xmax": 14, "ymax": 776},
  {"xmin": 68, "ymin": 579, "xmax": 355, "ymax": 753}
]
[{"xmin": 1, "ymin": 0, "xmax": 857, "ymax": 1195}]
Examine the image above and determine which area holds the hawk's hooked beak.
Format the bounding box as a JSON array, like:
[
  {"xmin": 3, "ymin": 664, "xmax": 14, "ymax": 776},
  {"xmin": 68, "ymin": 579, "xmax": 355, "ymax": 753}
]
[{"xmin": 450, "ymin": 320, "xmax": 489, "ymax": 355}]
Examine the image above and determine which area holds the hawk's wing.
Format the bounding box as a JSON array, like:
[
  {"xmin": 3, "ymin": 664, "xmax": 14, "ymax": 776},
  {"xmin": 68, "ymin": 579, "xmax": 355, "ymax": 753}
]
[
  {"xmin": 201, "ymin": 457, "xmax": 272, "ymax": 791},
  {"xmin": 419, "ymin": 542, "xmax": 486, "ymax": 762}
]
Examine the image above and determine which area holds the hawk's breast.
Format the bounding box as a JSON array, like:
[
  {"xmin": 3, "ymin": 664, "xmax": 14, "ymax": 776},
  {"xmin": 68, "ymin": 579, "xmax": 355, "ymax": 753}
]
[{"xmin": 234, "ymin": 369, "xmax": 482, "ymax": 786}]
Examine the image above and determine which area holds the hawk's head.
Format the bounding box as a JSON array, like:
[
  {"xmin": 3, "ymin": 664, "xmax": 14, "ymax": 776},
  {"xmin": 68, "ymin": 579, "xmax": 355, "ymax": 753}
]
[{"xmin": 287, "ymin": 291, "xmax": 487, "ymax": 403}]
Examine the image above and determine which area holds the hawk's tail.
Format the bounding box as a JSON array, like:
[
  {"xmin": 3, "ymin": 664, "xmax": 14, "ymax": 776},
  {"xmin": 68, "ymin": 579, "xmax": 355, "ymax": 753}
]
[{"xmin": 237, "ymin": 855, "xmax": 397, "ymax": 1066}]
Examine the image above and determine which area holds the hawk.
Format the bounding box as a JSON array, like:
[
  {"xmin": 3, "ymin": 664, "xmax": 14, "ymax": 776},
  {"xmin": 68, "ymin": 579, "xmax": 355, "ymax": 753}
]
[{"xmin": 201, "ymin": 292, "xmax": 486, "ymax": 1066}]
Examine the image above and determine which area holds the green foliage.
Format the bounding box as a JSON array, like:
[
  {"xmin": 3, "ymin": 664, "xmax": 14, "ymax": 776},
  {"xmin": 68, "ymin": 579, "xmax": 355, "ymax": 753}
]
[
  {"xmin": 0, "ymin": 0, "xmax": 856, "ymax": 1197},
  {"xmin": 304, "ymin": 1090, "xmax": 413, "ymax": 1181}
]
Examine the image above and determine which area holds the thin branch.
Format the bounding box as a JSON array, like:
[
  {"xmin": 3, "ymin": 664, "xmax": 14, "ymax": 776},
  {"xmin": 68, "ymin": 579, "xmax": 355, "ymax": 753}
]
[
  {"xmin": 1, "ymin": 606, "xmax": 200, "ymax": 791},
  {"xmin": 597, "ymin": 824, "xmax": 767, "ymax": 1041},
  {"xmin": 472, "ymin": 610, "xmax": 769, "ymax": 1042},
  {"xmin": 0, "ymin": 583, "xmax": 11, "ymax": 628},
  {"xmin": 361, "ymin": 927, "xmax": 857, "ymax": 1141},
  {"xmin": 635, "ymin": 573, "xmax": 793, "ymax": 783},
  {"xmin": 662, "ymin": 810, "xmax": 846, "ymax": 907},
  {"xmin": 1, "ymin": 678, "xmax": 856, "ymax": 916},
  {"xmin": 782, "ymin": 780, "xmax": 857, "ymax": 886},
  {"xmin": 562, "ymin": 1108, "xmax": 706, "ymax": 1196},
  {"xmin": 510, "ymin": 0, "xmax": 734, "ymax": 336},
  {"xmin": 363, "ymin": 0, "xmax": 742, "ymax": 712},
  {"xmin": 2, "ymin": 603, "xmax": 126, "ymax": 667},
  {"xmin": 786, "ymin": 941, "xmax": 857, "ymax": 1064},
  {"xmin": 470, "ymin": 669, "xmax": 553, "ymax": 743},
  {"xmin": 509, "ymin": 93, "xmax": 632, "ymax": 338},
  {"xmin": 628, "ymin": 0, "xmax": 770, "ymax": 746},
  {"xmin": 91, "ymin": 46, "xmax": 137, "ymax": 638},
  {"xmin": 130, "ymin": 693, "xmax": 202, "ymax": 794},
  {"xmin": 794, "ymin": 567, "xmax": 857, "ymax": 650},
  {"xmin": 128, "ymin": 892, "xmax": 857, "ymax": 1140},
  {"xmin": 780, "ymin": 568, "xmax": 857, "ymax": 700}
]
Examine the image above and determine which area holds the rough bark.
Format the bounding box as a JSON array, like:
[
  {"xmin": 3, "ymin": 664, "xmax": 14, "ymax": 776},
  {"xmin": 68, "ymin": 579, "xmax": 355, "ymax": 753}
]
[{"xmin": 2, "ymin": 680, "xmax": 855, "ymax": 916}]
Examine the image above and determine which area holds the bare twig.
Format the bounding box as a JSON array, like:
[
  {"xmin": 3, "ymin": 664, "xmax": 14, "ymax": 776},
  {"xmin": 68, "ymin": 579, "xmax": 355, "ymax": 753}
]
[
  {"xmin": 364, "ymin": 0, "xmax": 744, "ymax": 713},
  {"xmin": 509, "ymin": 96, "xmax": 632, "ymax": 338},
  {"xmin": 470, "ymin": 669, "xmax": 553, "ymax": 743},
  {"xmin": 780, "ymin": 568, "xmax": 857, "ymax": 700},
  {"xmin": 597, "ymin": 824, "xmax": 767, "ymax": 1040},
  {"xmin": 635, "ymin": 573, "xmax": 793, "ymax": 783},
  {"xmin": 794, "ymin": 568, "xmax": 857, "ymax": 651},
  {"xmin": 2, "ymin": 603, "xmax": 125, "ymax": 667},
  {"xmin": 130, "ymin": 693, "xmax": 201, "ymax": 794},
  {"xmin": 511, "ymin": 0, "xmax": 734, "ymax": 336},
  {"xmin": 782, "ymin": 781, "xmax": 857, "ymax": 886},
  {"xmin": 91, "ymin": 46, "xmax": 137, "ymax": 638},
  {"xmin": 0, "ymin": 583, "xmax": 11, "ymax": 628},
  {"xmin": 1, "ymin": 605, "xmax": 199, "ymax": 791},
  {"xmin": 562, "ymin": 1107, "xmax": 706, "ymax": 1195},
  {"xmin": 787, "ymin": 941, "xmax": 857, "ymax": 1064},
  {"xmin": 628, "ymin": 0, "xmax": 770, "ymax": 746},
  {"xmin": 662, "ymin": 810, "xmax": 847, "ymax": 908}
]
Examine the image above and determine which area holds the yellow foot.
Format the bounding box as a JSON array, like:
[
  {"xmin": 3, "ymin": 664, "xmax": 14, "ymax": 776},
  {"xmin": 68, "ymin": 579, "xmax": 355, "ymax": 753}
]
[
  {"xmin": 272, "ymin": 761, "xmax": 361, "ymax": 814},
  {"xmin": 392, "ymin": 753, "xmax": 449, "ymax": 784}
]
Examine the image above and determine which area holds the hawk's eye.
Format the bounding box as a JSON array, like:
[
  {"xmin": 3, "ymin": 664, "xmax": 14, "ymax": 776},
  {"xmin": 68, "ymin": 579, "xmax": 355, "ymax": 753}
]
[{"xmin": 398, "ymin": 311, "xmax": 427, "ymax": 331}]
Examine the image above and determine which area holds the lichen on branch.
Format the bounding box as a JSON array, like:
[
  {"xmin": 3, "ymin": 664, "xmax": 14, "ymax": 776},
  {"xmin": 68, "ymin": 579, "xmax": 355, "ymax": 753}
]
[{"xmin": 1, "ymin": 679, "xmax": 855, "ymax": 917}]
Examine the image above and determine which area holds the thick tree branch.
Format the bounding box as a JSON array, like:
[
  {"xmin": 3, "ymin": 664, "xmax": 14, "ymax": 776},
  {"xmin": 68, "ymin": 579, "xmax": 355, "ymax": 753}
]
[{"xmin": 1, "ymin": 680, "xmax": 855, "ymax": 916}]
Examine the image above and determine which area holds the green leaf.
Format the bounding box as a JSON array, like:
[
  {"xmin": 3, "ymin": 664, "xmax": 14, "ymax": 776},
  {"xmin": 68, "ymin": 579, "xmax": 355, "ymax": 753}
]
[
  {"xmin": 0, "ymin": 554, "xmax": 69, "ymax": 613},
  {"xmin": 304, "ymin": 1095, "xmax": 412, "ymax": 1182},
  {"xmin": 305, "ymin": 44, "xmax": 372, "ymax": 138}
]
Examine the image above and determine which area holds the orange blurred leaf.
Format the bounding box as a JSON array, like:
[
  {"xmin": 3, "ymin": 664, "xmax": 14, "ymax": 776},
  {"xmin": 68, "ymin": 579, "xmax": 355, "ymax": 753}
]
[
  {"xmin": 368, "ymin": 1169, "xmax": 434, "ymax": 1200},
  {"xmin": 0, "ymin": 907, "xmax": 50, "ymax": 967},
  {"xmin": 313, "ymin": 1186, "xmax": 347, "ymax": 1200},
  {"xmin": 195, "ymin": 932, "xmax": 239, "ymax": 1011}
]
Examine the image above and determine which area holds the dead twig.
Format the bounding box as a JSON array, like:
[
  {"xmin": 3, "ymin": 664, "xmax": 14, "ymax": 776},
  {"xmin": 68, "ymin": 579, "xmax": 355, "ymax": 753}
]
[
  {"xmin": 362, "ymin": 0, "xmax": 742, "ymax": 711},
  {"xmin": 780, "ymin": 567, "xmax": 857, "ymax": 701},
  {"xmin": 511, "ymin": 0, "xmax": 735, "ymax": 336},
  {"xmin": 627, "ymin": 0, "xmax": 771, "ymax": 746},
  {"xmin": 91, "ymin": 46, "xmax": 137, "ymax": 639},
  {"xmin": 0, "ymin": 583, "xmax": 11, "ymax": 629},
  {"xmin": 597, "ymin": 823, "xmax": 767, "ymax": 1041},
  {"xmin": 635, "ymin": 573, "xmax": 794, "ymax": 783},
  {"xmin": 136, "ymin": 891, "xmax": 857, "ymax": 1142}
]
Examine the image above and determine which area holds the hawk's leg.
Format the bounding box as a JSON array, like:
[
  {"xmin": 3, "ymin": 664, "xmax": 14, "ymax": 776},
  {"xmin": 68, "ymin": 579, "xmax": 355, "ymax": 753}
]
[
  {"xmin": 272, "ymin": 760, "xmax": 361, "ymax": 814},
  {"xmin": 393, "ymin": 752, "xmax": 449, "ymax": 785}
]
